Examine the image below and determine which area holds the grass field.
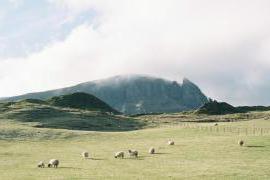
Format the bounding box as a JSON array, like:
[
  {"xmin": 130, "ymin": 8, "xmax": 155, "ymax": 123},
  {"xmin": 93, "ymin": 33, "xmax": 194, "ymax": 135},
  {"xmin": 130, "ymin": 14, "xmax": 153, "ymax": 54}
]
[{"xmin": 1, "ymin": 112, "xmax": 270, "ymax": 180}]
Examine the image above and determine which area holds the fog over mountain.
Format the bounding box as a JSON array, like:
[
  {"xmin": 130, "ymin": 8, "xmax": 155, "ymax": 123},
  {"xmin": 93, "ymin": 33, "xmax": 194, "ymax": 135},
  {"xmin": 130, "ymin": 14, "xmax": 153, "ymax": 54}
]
[
  {"xmin": 1, "ymin": 1, "xmax": 270, "ymax": 106},
  {"xmin": 2, "ymin": 75, "xmax": 208, "ymax": 114}
]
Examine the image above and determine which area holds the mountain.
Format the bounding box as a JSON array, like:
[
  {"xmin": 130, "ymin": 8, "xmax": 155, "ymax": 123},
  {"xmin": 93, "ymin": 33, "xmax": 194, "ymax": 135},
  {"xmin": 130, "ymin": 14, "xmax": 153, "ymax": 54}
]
[{"xmin": 1, "ymin": 75, "xmax": 208, "ymax": 114}]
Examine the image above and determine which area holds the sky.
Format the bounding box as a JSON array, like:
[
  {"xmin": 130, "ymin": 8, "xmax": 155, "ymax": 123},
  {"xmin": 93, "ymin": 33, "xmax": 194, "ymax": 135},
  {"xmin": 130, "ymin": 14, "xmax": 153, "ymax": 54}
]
[{"xmin": 0, "ymin": 0, "xmax": 270, "ymax": 106}]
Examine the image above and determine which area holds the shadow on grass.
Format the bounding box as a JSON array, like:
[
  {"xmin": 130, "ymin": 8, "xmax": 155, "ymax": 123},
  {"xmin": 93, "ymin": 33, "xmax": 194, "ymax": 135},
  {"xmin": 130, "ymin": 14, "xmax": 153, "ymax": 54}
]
[
  {"xmin": 124, "ymin": 157, "xmax": 145, "ymax": 160},
  {"xmin": 57, "ymin": 167, "xmax": 83, "ymax": 170},
  {"xmin": 246, "ymin": 145, "xmax": 265, "ymax": 148},
  {"xmin": 154, "ymin": 152, "xmax": 169, "ymax": 155},
  {"xmin": 1, "ymin": 152, "xmax": 30, "ymax": 156},
  {"xmin": 90, "ymin": 158, "xmax": 106, "ymax": 161}
]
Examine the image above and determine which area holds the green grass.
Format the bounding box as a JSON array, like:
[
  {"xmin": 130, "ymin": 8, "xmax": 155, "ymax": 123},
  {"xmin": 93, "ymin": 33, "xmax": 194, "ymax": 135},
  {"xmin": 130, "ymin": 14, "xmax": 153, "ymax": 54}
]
[{"xmin": 1, "ymin": 116, "xmax": 270, "ymax": 179}]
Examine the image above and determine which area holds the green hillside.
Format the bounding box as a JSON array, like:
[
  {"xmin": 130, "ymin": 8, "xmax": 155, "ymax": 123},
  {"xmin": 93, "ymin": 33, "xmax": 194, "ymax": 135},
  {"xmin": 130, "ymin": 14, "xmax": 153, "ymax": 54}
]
[
  {"xmin": 0, "ymin": 94, "xmax": 143, "ymax": 131},
  {"xmin": 47, "ymin": 92, "xmax": 119, "ymax": 114}
]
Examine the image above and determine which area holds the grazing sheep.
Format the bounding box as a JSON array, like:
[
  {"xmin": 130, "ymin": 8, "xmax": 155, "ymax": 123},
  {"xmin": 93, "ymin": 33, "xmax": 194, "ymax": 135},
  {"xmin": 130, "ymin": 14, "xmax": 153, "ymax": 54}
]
[
  {"xmin": 81, "ymin": 151, "xmax": 89, "ymax": 159},
  {"xmin": 149, "ymin": 147, "xmax": 155, "ymax": 154},
  {"xmin": 238, "ymin": 140, "xmax": 244, "ymax": 146},
  {"xmin": 48, "ymin": 159, "xmax": 59, "ymax": 168},
  {"xmin": 37, "ymin": 161, "xmax": 45, "ymax": 168},
  {"xmin": 168, "ymin": 140, "xmax": 175, "ymax": 145},
  {"xmin": 128, "ymin": 150, "xmax": 138, "ymax": 158},
  {"xmin": 214, "ymin": 123, "xmax": 218, "ymax": 126},
  {"xmin": 114, "ymin": 151, "xmax": 125, "ymax": 159}
]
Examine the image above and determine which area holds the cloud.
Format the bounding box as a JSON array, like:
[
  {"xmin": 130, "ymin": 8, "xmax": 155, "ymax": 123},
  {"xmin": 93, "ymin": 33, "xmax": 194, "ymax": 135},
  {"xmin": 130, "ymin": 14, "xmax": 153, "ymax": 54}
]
[
  {"xmin": 1, "ymin": 0, "xmax": 270, "ymax": 106},
  {"xmin": 8, "ymin": 0, "xmax": 23, "ymax": 7},
  {"xmin": 0, "ymin": 1, "xmax": 95, "ymax": 58}
]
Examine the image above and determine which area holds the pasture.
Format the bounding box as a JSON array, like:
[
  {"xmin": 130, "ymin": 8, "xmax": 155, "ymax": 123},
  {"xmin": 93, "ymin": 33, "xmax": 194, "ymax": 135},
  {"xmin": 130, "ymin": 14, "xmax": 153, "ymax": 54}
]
[{"xmin": 1, "ymin": 114, "xmax": 270, "ymax": 179}]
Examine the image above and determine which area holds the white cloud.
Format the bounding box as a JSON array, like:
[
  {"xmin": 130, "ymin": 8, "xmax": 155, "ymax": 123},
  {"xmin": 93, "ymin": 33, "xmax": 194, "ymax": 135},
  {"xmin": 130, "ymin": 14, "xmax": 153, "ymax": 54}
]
[
  {"xmin": 1, "ymin": 0, "xmax": 270, "ymax": 105},
  {"xmin": 8, "ymin": 0, "xmax": 23, "ymax": 7}
]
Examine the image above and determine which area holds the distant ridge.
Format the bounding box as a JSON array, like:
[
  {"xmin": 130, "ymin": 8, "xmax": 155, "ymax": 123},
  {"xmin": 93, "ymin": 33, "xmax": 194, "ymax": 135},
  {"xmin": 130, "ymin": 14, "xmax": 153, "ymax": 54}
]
[
  {"xmin": 1, "ymin": 74, "xmax": 208, "ymax": 115},
  {"xmin": 196, "ymin": 100, "xmax": 240, "ymax": 115},
  {"xmin": 196, "ymin": 100, "xmax": 270, "ymax": 115}
]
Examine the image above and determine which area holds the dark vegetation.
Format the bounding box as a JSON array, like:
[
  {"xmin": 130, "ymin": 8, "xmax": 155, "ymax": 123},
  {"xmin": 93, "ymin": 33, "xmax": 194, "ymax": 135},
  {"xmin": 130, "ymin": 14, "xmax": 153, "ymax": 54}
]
[
  {"xmin": 196, "ymin": 100, "xmax": 240, "ymax": 115},
  {"xmin": 47, "ymin": 92, "xmax": 119, "ymax": 114},
  {"xmin": 236, "ymin": 106, "xmax": 270, "ymax": 112},
  {"xmin": 196, "ymin": 99, "xmax": 270, "ymax": 115},
  {"xmin": 0, "ymin": 93, "xmax": 144, "ymax": 131}
]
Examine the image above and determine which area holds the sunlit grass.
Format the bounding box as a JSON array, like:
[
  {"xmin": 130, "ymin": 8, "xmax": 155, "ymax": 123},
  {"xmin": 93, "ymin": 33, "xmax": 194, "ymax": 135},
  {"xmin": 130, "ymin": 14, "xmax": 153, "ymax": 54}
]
[{"xmin": 0, "ymin": 117, "xmax": 270, "ymax": 179}]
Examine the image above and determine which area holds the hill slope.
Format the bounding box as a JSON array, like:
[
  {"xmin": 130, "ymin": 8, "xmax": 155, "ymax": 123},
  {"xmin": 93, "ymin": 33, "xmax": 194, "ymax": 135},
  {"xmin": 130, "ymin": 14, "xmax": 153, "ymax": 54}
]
[
  {"xmin": 1, "ymin": 75, "xmax": 208, "ymax": 114},
  {"xmin": 196, "ymin": 100, "xmax": 240, "ymax": 115},
  {"xmin": 0, "ymin": 94, "xmax": 142, "ymax": 131},
  {"xmin": 47, "ymin": 92, "xmax": 119, "ymax": 114},
  {"xmin": 197, "ymin": 100, "xmax": 270, "ymax": 115}
]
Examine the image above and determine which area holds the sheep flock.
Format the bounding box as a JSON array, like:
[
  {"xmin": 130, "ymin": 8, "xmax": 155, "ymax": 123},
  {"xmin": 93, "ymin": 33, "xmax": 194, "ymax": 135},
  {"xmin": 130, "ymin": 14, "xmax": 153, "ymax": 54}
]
[{"xmin": 37, "ymin": 138, "xmax": 246, "ymax": 169}]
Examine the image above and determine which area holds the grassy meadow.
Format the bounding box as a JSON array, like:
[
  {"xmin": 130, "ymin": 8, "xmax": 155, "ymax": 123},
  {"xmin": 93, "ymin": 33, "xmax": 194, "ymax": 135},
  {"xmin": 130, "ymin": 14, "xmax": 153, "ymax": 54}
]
[{"xmin": 1, "ymin": 111, "xmax": 270, "ymax": 179}]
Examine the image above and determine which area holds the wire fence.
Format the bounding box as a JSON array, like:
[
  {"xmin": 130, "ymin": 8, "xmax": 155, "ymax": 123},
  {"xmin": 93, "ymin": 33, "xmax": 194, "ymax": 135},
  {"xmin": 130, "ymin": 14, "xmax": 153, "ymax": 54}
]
[{"xmin": 165, "ymin": 123, "xmax": 270, "ymax": 136}]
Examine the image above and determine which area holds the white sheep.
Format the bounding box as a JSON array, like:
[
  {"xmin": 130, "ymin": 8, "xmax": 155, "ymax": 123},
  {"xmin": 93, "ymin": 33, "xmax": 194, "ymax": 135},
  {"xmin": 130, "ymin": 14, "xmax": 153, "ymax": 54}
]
[
  {"xmin": 81, "ymin": 151, "xmax": 89, "ymax": 159},
  {"xmin": 149, "ymin": 147, "xmax": 155, "ymax": 154},
  {"xmin": 214, "ymin": 123, "xmax": 218, "ymax": 126},
  {"xmin": 114, "ymin": 151, "xmax": 125, "ymax": 159},
  {"xmin": 37, "ymin": 161, "xmax": 45, "ymax": 168},
  {"xmin": 48, "ymin": 159, "xmax": 59, "ymax": 168},
  {"xmin": 128, "ymin": 150, "xmax": 138, "ymax": 158},
  {"xmin": 168, "ymin": 140, "xmax": 175, "ymax": 145},
  {"xmin": 238, "ymin": 140, "xmax": 244, "ymax": 146}
]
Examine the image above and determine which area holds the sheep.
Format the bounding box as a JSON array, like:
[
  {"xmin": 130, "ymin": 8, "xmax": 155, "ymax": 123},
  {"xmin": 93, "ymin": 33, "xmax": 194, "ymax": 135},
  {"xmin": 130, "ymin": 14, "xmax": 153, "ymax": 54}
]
[
  {"xmin": 168, "ymin": 140, "xmax": 175, "ymax": 145},
  {"xmin": 214, "ymin": 123, "xmax": 218, "ymax": 126},
  {"xmin": 149, "ymin": 147, "xmax": 155, "ymax": 154},
  {"xmin": 81, "ymin": 151, "xmax": 89, "ymax": 159},
  {"xmin": 37, "ymin": 161, "xmax": 45, "ymax": 168},
  {"xmin": 48, "ymin": 159, "xmax": 59, "ymax": 168},
  {"xmin": 128, "ymin": 150, "xmax": 138, "ymax": 158},
  {"xmin": 114, "ymin": 151, "xmax": 125, "ymax": 159},
  {"xmin": 238, "ymin": 140, "xmax": 244, "ymax": 146}
]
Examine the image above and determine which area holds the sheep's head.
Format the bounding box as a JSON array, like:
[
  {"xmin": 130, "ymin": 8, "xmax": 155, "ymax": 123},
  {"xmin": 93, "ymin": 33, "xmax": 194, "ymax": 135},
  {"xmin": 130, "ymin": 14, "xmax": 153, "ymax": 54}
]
[
  {"xmin": 128, "ymin": 150, "xmax": 131, "ymax": 153},
  {"xmin": 239, "ymin": 140, "xmax": 244, "ymax": 146},
  {"xmin": 48, "ymin": 163, "xmax": 52, "ymax": 168}
]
